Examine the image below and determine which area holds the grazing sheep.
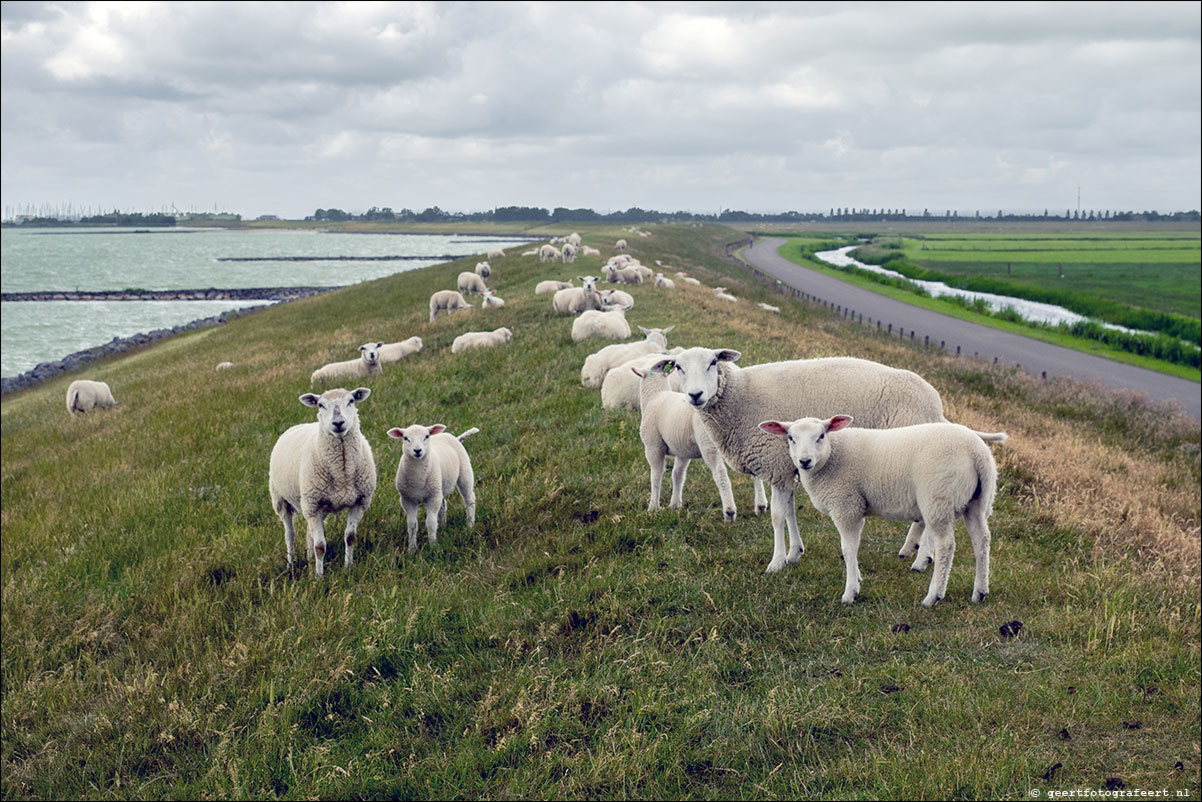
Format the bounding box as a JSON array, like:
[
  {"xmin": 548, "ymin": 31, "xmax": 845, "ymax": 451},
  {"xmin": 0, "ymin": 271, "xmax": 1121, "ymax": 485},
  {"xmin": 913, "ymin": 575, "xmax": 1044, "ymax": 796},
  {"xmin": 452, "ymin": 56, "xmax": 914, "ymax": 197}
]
[
  {"xmin": 536, "ymin": 279, "xmax": 574, "ymax": 295},
  {"xmin": 600, "ymin": 349, "xmax": 684, "ymax": 410},
  {"xmin": 269, "ymin": 387, "xmax": 376, "ymax": 577},
  {"xmin": 452, "ymin": 327, "xmax": 513, "ymax": 353},
  {"xmin": 429, "ymin": 290, "xmax": 473, "ymax": 322},
  {"xmin": 387, "ymin": 423, "xmax": 479, "ymax": 553},
  {"xmin": 378, "ymin": 336, "xmax": 423, "ymax": 363},
  {"xmin": 599, "ymin": 288, "xmax": 634, "ymax": 310},
  {"xmin": 654, "ymin": 273, "xmax": 676, "ymax": 289},
  {"xmin": 580, "ymin": 325, "xmax": 674, "ymax": 388},
  {"xmin": 757, "ymin": 303, "xmax": 781, "ymax": 313},
  {"xmin": 561, "ymin": 242, "xmax": 578, "ymax": 263},
  {"xmin": 215, "ymin": 361, "xmax": 234, "ymax": 371},
  {"xmin": 614, "ymin": 238, "xmax": 628, "ymax": 252},
  {"xmin": 650, "ymin": 348, "xmax": 947, "ymax": 574},
  {"xmin": 539, "ymin": 244, "xmax": 561, "ymax": 263},
  {"xmin": 487, "ymin": 248, "xmax": 505, "ymax": 260},
  {"xmin": 311, "ymin": 342, "xmax": 384, "ymax": 386},
  {"xmin": 475, "ymin": 261, "xmax": 492, "ymax": 279},
  {"xmin": 66, "ymin": 379, "xmax": 118, "ymax": 416},
  {"xmin": 634, "ymin": 367, "xmax": 767, "ymax": 519},
  {"xmin": 567, "ymin": 232, "xmax": 582, "ymax": 247},
  {"xmin": 572, "ymin": 307, "xmax": 631, "ymax": 342},
  {"xmin": 480, "ymin": 288, "xmax": 506, "ymax": 309},
  {"xmin": 458, "ymin": 271, "xmax": 489, "ymax": 296},
  {"xmin": 759, "ymin": 415, "xmax": 1005, "ymax": 606}
]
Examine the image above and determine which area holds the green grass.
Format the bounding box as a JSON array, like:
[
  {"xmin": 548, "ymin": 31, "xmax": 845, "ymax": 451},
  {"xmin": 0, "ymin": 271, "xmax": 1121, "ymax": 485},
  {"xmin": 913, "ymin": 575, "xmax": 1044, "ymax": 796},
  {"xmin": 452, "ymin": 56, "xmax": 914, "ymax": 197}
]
[{"xmin": 3, "ymin": 223, "xmax": 1199, "ymax": 799}]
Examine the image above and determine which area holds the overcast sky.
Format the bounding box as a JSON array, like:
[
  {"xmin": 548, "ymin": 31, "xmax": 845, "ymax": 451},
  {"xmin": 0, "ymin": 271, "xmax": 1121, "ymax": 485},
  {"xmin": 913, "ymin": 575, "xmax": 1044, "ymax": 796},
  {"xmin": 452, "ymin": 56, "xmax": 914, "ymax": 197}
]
[{"xmin": 2, "ymin": 1, "xmax": 1199, "ymax": 220}]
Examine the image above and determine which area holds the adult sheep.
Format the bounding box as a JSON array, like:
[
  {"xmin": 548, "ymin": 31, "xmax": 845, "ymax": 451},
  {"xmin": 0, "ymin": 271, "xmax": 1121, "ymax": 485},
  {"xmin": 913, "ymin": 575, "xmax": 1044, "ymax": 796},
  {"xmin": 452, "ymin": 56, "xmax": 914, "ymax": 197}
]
[
  {"xmin": 571, "ymin": 307, "xmax": 631, "ymax": 342},
  {"xmin": 580, "ymin": 326, "xmax": 673, "ymax": 388},
  {"xmin": 614, "ymin": 238, "xmax": 628, "ymax": 252},
  {"xmin": 539, "ymin": 244, "xmax": 560, "ymax": 263},
  {"xmin": 269, "ymin": 387, "xmax": 376, "ymax": 577},
  {"xmin": 66, "ymin": 379, "xmax": 119, "ymax": 416},
  {"xmin": 458, "ymin": 271, "xmax": 489, "ymax": 296},
  {"xmin": 536, "ymin": 279, "xmax": 574, "ymax": 295},
  {"xmin": 561, "ymin": 242, "xmax": 578, "ymax": 263},
  {"xmin": 650, "ymin": 348, "xmax": 947, "ymax": 574},
  {"xmin": 429, "ymin": 290, "xmax": 473, "ymax": 322},
  {"xmin": 378, "ymin": 336, "xmax": 423, "ymax": 363},
  {"xmin": 311, "ymin": 342, "xmax": 384, "ymax": 386},
  {"xmin": 487, "ymin": 248, "xmax": 505, "ymax": 260},
  {"xmin": 452, "ymin": 327, "xmax": 513, "ymax": 353},
  {"xmin": 552, "ymin": 277, "xmax": 603, "ymax": 314}
]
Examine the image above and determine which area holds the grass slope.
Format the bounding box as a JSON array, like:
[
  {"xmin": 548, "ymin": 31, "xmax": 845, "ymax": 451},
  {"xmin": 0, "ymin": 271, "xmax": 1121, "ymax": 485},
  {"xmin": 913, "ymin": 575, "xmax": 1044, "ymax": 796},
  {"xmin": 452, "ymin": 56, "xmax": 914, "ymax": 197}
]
[{"xmin": 2, "ymin": 224, "xmax": 1199, "ymax": 800}]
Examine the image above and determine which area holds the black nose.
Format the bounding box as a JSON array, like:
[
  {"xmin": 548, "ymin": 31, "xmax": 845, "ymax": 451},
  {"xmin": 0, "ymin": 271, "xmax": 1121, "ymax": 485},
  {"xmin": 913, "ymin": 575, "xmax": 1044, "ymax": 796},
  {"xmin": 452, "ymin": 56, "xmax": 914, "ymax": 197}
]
[
  {"xmin": 799, "ymin": 459, "xmax": 812, "ymax": 470},
  {"xmin": 412, "ymin": 449, "xmax": 422, "ymax": 457},
  {"xmin": 688, "ymin": 391, "xmax": 703, "ymax": 403}
]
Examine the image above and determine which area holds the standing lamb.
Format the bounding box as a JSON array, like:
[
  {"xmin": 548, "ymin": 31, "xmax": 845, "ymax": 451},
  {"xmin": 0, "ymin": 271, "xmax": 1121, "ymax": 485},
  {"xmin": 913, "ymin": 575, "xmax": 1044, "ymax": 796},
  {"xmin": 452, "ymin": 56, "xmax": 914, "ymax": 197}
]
[
  {"xmin": 580, "ymin": 325, "xmax": 673, "ymax": 388},
  {"xmin": 614, "ymin": 238, "xmax": 628, "ymax": 252},
  {"xmin": 600, "ymin": 350, "xmax": 684, "ymax": 411},
  {"xmin": 269, "ymin": 387, "xmax": 376, "ymax": 577},
  {"xmin": 634, "ymin": 367, "xmax": 767, "ymax": 519},
  {"xmin": 387, "ymin": 423, "xmax": 480, "ymax": 553},
  {"xmin": 539, "ymin": 244, "xmax": 561, "ymax": 263},
  {"xmin": 66, "ymin": 379, "xmax": 119, "ymax": 416},
  {"xmin": 561, "ymin": 242, "xmax": 578, "ymax": 263},
  {"xmin": 458, "ymin": 271, "xmax": 489, "ymax": 296},
  {"xmin": 429, "ymin": 290, "xmax": 473, "ymax": 322},
  {"xmin": 378, "ymin": 336, "xmax": 423, "ymax": 363},
  {"xmin": 650, "ymin": 348, "xmax": 947, "ymax": 574},
  {"xmin": 571, "ymin": 307, "xmax": 631, "ymax": 342},
  {"xmin": 758, "ymin": 415, "xmax": 1005, "ymax": 606},
  {"xmin": 452, "ymin": 327, "xmax": 513, "ymax": 353},
  {"xmin": 310, "ymin": 342, "xmax": 384, "ymax": 386}
]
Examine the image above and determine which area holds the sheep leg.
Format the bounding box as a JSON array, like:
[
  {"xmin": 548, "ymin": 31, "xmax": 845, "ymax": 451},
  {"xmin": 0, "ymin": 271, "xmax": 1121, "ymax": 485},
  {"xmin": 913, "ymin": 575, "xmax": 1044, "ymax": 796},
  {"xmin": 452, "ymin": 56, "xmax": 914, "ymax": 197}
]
[
  {"xmin": 753, "ymin": 477, "xmax": 768, "ymax": 515},
  {"xmin": 280, "ymin": 506, "xmax": 297, "ymax": 569},
  {"xmin": 668, "ymin": 457, "xmax": 690, "ymax": 509},
  {"xmin": 426, "ymin": 494, "xmax": 443, "ymax": 545},
  {"xmin": 306, "ymin": 513, "xmax": 328, "ymax": 578},
  {"xmin": 765, "ymin": 484, "xmax": 793, "ymax": 573},
  {"xmin": 831, "ymin": 514, "xmax": 866, "ymax": 604},
  {"xmin": 698, "ymin": 426, "xmax": 737, "ymax": 521},
  {"xmin": 459, "ymin": 476, "xmax": 476, "ymax": 530},
  {"xmin": 402, "ymin": 498, "xmax": 421, "ymax": 554},
  {"xmin": 921, "ymin": 520, "xmax": 956, "ymax": 608},
  {"xmin": 438, "ymin": 498, "xmax": 448, "ymax": 528},
  {"xmin": 645, "ymin": 444, "xmax": 667, "ymax": 511},
  {"xmin": 964, "ymin": 502, "xmax": 991, "ymax": 603},
  {"xmin": 911, "ymin": 526, "xmax": 935, "ymax": 572},
  {"xmin": 898, "ymin": 521, "xmax": 923, "ymax": 559},
  {"xmin": 343, "ymin": 500, "xmax": 368, "ymax": 569},
  {"xmin": 783, "ymin": 486, "xmax": 804, "ymax": 564}
]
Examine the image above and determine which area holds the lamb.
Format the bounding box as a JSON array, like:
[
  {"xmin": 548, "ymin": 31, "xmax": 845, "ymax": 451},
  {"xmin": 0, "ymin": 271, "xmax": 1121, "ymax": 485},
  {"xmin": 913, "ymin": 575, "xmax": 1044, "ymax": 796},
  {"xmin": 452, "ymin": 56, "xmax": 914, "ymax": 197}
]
[
  {"xmin": 429, "ymin": 290, "xmax": 473, "ymax": 322},
  {"xmin": 215, "ymin": 361, "xmax": 235, "ymax": 371},
  {"xmin": 614, "ymin": 238, "xmax": 628, "ymax": 252},
  {"xmin": 580, "ymin": 325, "xmax": 674, "ymax": 388},
  {"xmin": 757, "ymin": 303, "xmax": 781, "ymax": 313},
  {"xmin": 310, "ymin": 342, "xmax": 384, "ymax": 386},
  {"xmin": 600, "ymin": 349, "xmax": 684, "ymax": 410},
  {"xmin": 66, "ymin": 379, "xmax": 119, "ymax": 416},
  {"xmin": 539, "ymin": 244, "xmax": 561, "ymax": 263},
  {"xmin": 650, "ymin": 348, "xmax": 948, "ymax": 574},
  {"xmin": 758, "ymin": 415, "xmax": 1006, "ymax": 607},
  {"xmin": 681, "ymin": 276, "xmax": 702, "ymax": 286},
  {"xmin": 713, "ymin": 287, "xmax": 738, "ymax": 302},
  {"xmin": 452, "ymin": 327, "xmax": 513, "ymax": 353},
  {"xmin": 599, "ymin": 288, "xmax": 634, "ymax": 310},
  {"xmin": 378, "ymin": 336, "xmax": 423, "ymax": 363},
  {"xmin": 552, "ymin": 277, "xmax": 603, "ymax": 314},
  {"xmin": 561, "ymin": 242, "xmax": 578, "ymax": 263},
  {"xmin": 654, "ymin": 273, "xmax": 676, "ymax": 289},
  {"xmin": 571, "ymin": 307, "xmax": 631, "ymax": 342},
  {"xmin": 630, "ymin": 264, "xmax": 655, "ymax": 282},
  {"xmin": 268, "ymin": 387, "xmax": 376, "ymax": 577},
  {"xmin": 458, "ymin": 271, "xmax": 489, "ymax": 296},
  {"xmin": 386, "ymin": 423, "xmax": 479, "ymax": 553},
  {"xmin": 536, "ymin": 279, "xmax": 574, "ymax": 295},
  {"xmin": 634, "ymin": 367, "xmax": 767, "ymax": 520},
  {"xmin": 487, "ymin": 248, "xmax": 505, "ymax": 260},
  {"xmin": 581, "ymin": 246, "xmax": 601, "ymax": 257},
  {"xmin": 475, "ymin": 261, "xmax": 492, "ymax": 279},
  {"xmin": 521, "ymin": 249, "xmax": 539, "ymax": 257},
  {"xmin": 604, "ymin": 265, "xmax": 644, "ymax": 285},
  {"xmin": 481, "ymin": 288, "xmax": 506, "ymax": 309}
]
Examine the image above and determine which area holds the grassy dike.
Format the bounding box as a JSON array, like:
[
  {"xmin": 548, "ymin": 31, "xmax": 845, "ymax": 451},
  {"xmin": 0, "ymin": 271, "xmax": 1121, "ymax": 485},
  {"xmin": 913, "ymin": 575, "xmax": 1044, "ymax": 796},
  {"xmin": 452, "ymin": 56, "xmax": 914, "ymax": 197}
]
[{"xmin": 2, "ymin": 224, "xmax": 1199, "ymax": 799}]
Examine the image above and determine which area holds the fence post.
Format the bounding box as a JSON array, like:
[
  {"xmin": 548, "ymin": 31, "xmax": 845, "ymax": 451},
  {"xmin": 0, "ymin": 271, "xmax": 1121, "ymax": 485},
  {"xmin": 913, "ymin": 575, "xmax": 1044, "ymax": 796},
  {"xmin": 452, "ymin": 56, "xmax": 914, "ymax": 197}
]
[{"xmin": 956, "ymin": 345, "xmax": 961, "ymax": 355}]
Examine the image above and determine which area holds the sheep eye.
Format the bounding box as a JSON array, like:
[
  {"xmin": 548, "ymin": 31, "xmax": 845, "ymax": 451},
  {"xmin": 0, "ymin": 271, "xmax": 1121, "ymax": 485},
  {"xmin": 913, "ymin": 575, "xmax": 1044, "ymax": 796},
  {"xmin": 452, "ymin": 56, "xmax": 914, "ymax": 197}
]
[{"xmin": 709, "ymin": 360, "xmax": 717, "ymax": 368}]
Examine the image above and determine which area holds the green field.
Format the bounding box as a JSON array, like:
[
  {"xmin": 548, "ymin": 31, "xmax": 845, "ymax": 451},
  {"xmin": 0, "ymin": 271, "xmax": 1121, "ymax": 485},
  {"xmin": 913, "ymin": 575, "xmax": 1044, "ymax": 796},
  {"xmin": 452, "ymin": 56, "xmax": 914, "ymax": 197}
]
[{"xmin": 2, "ymin": 224, "xmax": 1199, "ymax": 799}]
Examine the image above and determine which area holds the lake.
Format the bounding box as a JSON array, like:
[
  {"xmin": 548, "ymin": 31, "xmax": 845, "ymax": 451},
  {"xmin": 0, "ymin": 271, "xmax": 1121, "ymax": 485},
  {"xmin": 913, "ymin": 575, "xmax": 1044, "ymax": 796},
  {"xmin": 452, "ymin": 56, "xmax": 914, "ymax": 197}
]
[{"xmin": 0, "ymin": 227, "xmax": 531, "ymax": 377}]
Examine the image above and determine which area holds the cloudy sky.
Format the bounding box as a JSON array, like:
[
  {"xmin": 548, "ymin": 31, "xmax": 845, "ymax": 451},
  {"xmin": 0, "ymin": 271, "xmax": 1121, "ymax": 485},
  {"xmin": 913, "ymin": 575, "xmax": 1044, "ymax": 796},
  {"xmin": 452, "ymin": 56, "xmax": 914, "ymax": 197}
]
[{"xmin": 2, "ymin": 1, "xmax": 1199, "ymax": 220}]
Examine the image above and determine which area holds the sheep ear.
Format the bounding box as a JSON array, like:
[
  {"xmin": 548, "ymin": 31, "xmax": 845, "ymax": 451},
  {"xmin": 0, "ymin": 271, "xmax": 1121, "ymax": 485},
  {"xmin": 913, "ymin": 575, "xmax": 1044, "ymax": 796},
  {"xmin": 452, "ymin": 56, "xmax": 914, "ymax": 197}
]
[
  {"xmin": 386, "ymin": 427, "xmax": 404, "ymax": 439},
  {"xmin": 631, "ymin": 367, "xmax": 646, "ymax": 378},
  {"xmin": 827, "ymin": 415, "xmax": 853, "ymax": 432},
  {"xmin": 715, "ymin": 349, "xmax": 741, "ymax": 363},
  {"xmin": 299, "ymin": 393, "xmax": 320, "ymax": 407},
  {"xmin": 429, "ymin": 424, "xmax": 446, "ymax": 436},
  {"xmin": 638, "ymin": 326, "xmax": 650, "ymax": 335},
  {"xmin": 351, "ymin": 387, "xmax": 371, "ymax": 403},
  {"xmin": 759, "ymin": 421, "xmax": 790, "ymax": 437},
  {"xmin": 649, "ymin": 359, "xmax": 673, "ymax": 375},
  {"xmin": 376, "ymin": 342, "xmax": 384, "ymax": 348},
  {"xmin": 663, "ymin": 325, "xmax": 675, "ymax": 334}
]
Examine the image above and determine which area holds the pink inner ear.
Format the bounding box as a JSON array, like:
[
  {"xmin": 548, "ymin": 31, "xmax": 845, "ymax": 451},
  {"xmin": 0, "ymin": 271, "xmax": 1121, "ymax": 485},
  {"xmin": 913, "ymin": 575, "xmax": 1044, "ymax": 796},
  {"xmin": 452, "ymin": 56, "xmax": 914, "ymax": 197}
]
[
  {"xmin": 631, "ymin": 367, "xmax": 645, "ymax": 378},
  {"xmin": 759, "ymin": 421, "xmax": 789, "ymax": 436},
  {"xmin": 429, "ymin": 424, "xmax": 446, "ymax": 435},
  {"xmin": 828, "ymin": 416, "xmax": 853, "ymax": 432},
  {"xmin": 387, "ymin": 428, "xmax": 403, "ymax": 439}
]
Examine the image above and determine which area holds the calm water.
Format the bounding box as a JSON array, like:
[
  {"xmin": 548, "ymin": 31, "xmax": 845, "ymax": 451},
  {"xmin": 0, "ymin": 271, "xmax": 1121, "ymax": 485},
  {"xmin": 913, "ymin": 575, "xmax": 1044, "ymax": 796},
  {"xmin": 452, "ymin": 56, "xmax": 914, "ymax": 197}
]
[{"xmin": 1, "ymin": 227, "xmax": 529, "ymax": 377}]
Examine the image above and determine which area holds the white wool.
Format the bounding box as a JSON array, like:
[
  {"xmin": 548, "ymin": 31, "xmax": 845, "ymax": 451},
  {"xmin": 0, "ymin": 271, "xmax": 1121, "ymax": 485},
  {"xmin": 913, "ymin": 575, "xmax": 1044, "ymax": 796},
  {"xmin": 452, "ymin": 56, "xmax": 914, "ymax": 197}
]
[
  {"xmin": 310, "ymin": 342, "xmax": 384, "ymax": 386},
  {"xmin": 66, "ymin": 379, "xmax": 118, "ymax": 416},
  {"xmin": 387, "ymin": 423, "xmax": 479, "ymax": 553},
  {"xmin": 451, "ymin": 327, "xmax": 513, "ymax": 353},
  {"xmin": 571, "ymin": 308, "xmax": 630, "ymax": 342},
  {"xmin": 580, "ymin": 326, "xmax": 673, "ymax": 388},
  {"xmin": 378, "ymin": 336, "xmax": 423, "ymax": 363},
  {"xmin": 429, "ymin": 290, "xmax": 473, "ymax": 322}
]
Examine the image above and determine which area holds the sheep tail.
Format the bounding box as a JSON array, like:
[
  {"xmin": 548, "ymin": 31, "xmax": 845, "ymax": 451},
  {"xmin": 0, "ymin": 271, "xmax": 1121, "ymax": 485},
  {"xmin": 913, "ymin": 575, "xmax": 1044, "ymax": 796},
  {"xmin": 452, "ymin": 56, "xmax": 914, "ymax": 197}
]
[
  {"xmin": 67, "ymin": 387, "xmax": 80, "ymax": 413},
  {"xmin": 974, "ymin": 430, "xmax": 1008, "ymax": 445},
  {"xmin": 457, "ymin": 427, "xmax": 481, "ymax": 442}
]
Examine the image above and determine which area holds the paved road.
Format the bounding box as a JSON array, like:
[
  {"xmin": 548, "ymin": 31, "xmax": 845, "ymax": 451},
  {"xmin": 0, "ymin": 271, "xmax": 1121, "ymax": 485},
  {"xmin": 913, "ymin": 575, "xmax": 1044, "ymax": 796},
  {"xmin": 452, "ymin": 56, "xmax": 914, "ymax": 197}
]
[{"xmin": 743, "ymin": 238, "xmax": 1200, "ymax": 420}]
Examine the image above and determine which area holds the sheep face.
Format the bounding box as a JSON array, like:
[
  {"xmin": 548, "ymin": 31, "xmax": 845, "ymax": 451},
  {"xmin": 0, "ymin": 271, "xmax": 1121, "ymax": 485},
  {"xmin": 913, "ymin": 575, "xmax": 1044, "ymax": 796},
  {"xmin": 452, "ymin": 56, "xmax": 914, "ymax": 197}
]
[
  {"xmin": 578, "ymin": 275, "xmax": 599, "ymax": 292},
  {"xmin": 300, "ymin": 387, "xmax": 371, "ymax": 439},
  {"xmin": 652, "ymin": 347, "xmax": 740, "ymax": 409},
  {"xmin": 387, "ymin": 423, "xmax": 447, "ymax": 460},
  {"xmin": 359, "ymin": 342, "xmax": 383, "ymax": 369},
  {"xmin": 759, "ymin": 416, "xmax": 854, "ymax": 472}
]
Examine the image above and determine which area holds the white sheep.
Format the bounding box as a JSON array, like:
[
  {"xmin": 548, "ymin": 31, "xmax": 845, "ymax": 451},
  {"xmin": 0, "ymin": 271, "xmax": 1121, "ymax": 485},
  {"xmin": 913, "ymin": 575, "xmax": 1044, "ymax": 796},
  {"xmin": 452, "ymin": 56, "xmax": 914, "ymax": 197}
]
[
  {"xmin": 66, "ymin": 379, "xmax": 119, "ymax": 416},
  {"xmin": 651, "ymin": 348, "xmax": 948, "ymax": 574},
  {"xmin": 713, "ymin": 287, "xmax": 738, "ymax": 302},
  {"xmin": 599, "ymin": 288, "xmax": 634, "ymax": 310},
  {"xmin": 521, "ymin": 249, "xmax": 540, "ymax": 257},
  {"xmin": 481, "ymin": 288, "xmax": 506, "ymax": 309},
  {"xmin": 552, "ymin": 277, "xmax": 604, "ymax": 314},
  {"xmin": 604, "ymin": 265, "xmax": 644, "ymax": 285},
  {"xmin": 215, "ymin": 361, "xmax": 235, "ymax": 371},
  {"xmin": 451, "ymin": 327, "xmax": 513, "ymax": 353},
  {"xmin": 561, "ymin": 242, "xmax": 578, "ymax": 263},
  {"xmin": 269, "ymin": 387, "xmax": 376, "ymax": 577},
  {"xmin": 682, "ymin": 277, "xmax": 702, "ymax": 286},
  {"xmin": 458, "ymin": 271, "xmax": 489, "ymax": 296},
  {"xmin": 378, "ymin": 336, "xmax": 423, "ymax": 363},
  {"xmin": 634, "ymin": 367, "xmax": 767, "ymax": 520},
  {"xmin": 310, "ymin": 342, "xmax": 384, "ymax": 386},
  {"xmin": 759, "ymin": 415, "xmax": 1005, "ymax": 606},
  {"xmin": 580, "ymin": 326, "xmax": 674, "ymax": 388},
  {"xmin": 571, "ymin": 307, "xmax": 631, "ymax": 342},
  {"xmin": 475, "ymin": 261, "xmax": 492, "ymax": 279},
  {"xmin": 581, "ymin": 246, "xmax": 601, "ymax": 257},
  {"xmin": 614, "ymin": 238, "xmax": 628, "ymax": 252},
  {"xmin": 386, "ymin": 423, "xmax": 479, "ymax": 553},
  {"xmin": 601, "ymin": 349, "xmax": 683, "ymax": 410},
  {"xmin": 429, "ymin": 290, "xmax": 473, "ymax": 322},
  {"xmin": 757, "ymin": 303, "xmax": 781, "ymax": 313},
  {"xmin": 487, "ymin": 248, "xmax": 505, "ymax": 260},
  {"xmin": 539, "ymin": 244, "xmax": 561, "ymax": 263},
  {"xmin": 567, "ymin": 232, "xmax": 582, "ymax": 247},
  {"xmin": 536, "ymin": 279, "xmax": 574, "ymax": 295},
  {"xmin": 654, "ymin": 273, "xmax": 676, "ymax": 289}
]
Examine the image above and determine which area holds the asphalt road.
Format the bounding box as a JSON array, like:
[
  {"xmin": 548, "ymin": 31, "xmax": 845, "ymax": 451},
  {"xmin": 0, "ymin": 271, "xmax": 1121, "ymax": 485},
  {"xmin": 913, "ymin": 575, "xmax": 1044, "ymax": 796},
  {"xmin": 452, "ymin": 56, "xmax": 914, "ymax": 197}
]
[{"xmin": 742, "ymin": 238, "xmax": 1200, "ymax": 420}]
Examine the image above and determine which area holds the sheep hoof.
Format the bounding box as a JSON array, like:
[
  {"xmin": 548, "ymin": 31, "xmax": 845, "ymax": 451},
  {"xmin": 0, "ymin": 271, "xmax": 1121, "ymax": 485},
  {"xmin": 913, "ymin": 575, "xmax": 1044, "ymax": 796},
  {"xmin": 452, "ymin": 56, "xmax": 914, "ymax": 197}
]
[
  {"xmin": 841, "ymin": 594, "xmax": 857, "ymax": 605},
  {"xmin": 786, "ymin": 551, "xmax": 802, "ymax": 565},
  {"xmin": 972, "ymin": 591, "xmax": 988, "ymax": 603},
  {"xmin": 921, "ymin": 594, "xmax": 942, "ymax": 608},
  {"xmin": 765, "ymin": 559, "xmax": 786, "ymax": 574},
  {"xmin": 910, "ymin": 557, "xmax": 931, "ymax": 573}
]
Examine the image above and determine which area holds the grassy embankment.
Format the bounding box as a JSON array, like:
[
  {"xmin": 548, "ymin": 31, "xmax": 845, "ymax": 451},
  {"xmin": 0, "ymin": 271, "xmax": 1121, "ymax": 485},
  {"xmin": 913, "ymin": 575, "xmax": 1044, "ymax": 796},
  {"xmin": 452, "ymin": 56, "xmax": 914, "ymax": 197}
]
[{"xmin": 2, "ymin": 223, "xmax": 1199, "ymax": 799}]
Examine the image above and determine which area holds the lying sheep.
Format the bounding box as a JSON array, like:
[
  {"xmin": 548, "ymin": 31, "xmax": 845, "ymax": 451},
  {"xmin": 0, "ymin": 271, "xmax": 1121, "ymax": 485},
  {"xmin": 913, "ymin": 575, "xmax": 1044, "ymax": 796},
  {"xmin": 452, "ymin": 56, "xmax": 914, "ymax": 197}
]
[
  {"xmin": 66, "ymin": 379, "xmax": 119, "ymax": 416},
  {"xmin": 651, "ymin": 348, "xmax": 948, "ymax": 574},
  {"xmin": 600, "ymin": 349, "xmax": 684, "ymax": 411},
  {"xmin": 635, "ymin": 367, "xmax": 767, "ymax": 519},
  {"xmin": 458, "ymin": 271, "xmax": 489, "ymax": 296},
  {"xmin": 552, "ymin": 277, "xmax": 603, "ymax": 314},
  {"xmin": 654, "ymin": 273, "xmax": 676, "ymax": 289},
  {"xmin": 452, "ymin": 327, "xmax": 513, "ymax": 353},
  {"xmin": 713, "ymin": 287, "xmax": 738, "ymax": 302},
  {"xmin": 561, "ymin": 243, "xmax": 578, "ymax": 263},
  {"xmin": 215, "ymin": 361, "xmax": 235, "ymax": 371},
  {"xmin": 580, "ymin": 325, "xmax": 674, "ymax": 388},
  {"xmin": 475, "ymin": 261, "xmax": 492, "ymax": 279},
  {"xmin": 430, "ymin": 290, "xmax": 473, "ymax": 322},
  {"xmin": 572, "ymin": 307, "xmax": 631, "ymax": 342},
  {"xmin": 599, "ymin": 288, "xmax": 634, "ymax": 310},
  {"xmin": 539, "ymin": 244, "xmax": 561, "ymax": 263},
  {"xmin": 536, "ymin": 279, "xmax": 574, "ymax": 295},
  {"xmin": 481, "ymin": 288, "xmax": 506, "ymax": 309},
  {"xmin": 487, "ymin": 248, "xmax": 505, "ymax": 260},
  {"xmin": 759, "ymin": 415, "xmax": 1005, "ymax": 606},
  {"xmin": 387, "ymin": 423, "xmax": 479, "ymax": 553},
  {"xmin": 582, "ymin": 246, "xmax": 601, "ymax": 257},
  {"xmin": 681, "ymin": 276, "xmax": 702, "ymax": 286},
  {"xmin": 521, "ymin": 249, "xmax": 540, "ymax": 257},
  {"xmin": 311, "ymin": 342, "xmax": 384, "ymax": 386},
  {"xmin": 269, "ymin": 387, "xmax": 376, "ymax": 577},
  {"xmin": 757, "ymin": 303, "xmax": 781, "ymax": 313},
  {"xmin": 379, "ymin": 336, "xmax": 423, "ymax": 363},
  {"xmin": 604, "ymin": 265, "xmax": 644, "ymax": 284}
]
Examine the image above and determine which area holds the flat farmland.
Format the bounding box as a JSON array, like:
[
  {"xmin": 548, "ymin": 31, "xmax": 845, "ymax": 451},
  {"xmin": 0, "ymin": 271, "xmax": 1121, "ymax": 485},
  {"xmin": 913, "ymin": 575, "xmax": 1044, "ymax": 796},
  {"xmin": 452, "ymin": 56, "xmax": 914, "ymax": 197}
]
[{"xmin": 900, "ymin": 235, "xmax": 1200, "ymax": 318}]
